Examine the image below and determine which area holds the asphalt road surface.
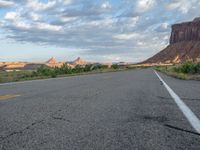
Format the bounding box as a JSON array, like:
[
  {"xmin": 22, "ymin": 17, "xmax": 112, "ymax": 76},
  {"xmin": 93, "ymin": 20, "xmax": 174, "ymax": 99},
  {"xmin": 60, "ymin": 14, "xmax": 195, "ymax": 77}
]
[{"xmin": 0, "ymin": 69, "xmax": 200, "ymax": 150}]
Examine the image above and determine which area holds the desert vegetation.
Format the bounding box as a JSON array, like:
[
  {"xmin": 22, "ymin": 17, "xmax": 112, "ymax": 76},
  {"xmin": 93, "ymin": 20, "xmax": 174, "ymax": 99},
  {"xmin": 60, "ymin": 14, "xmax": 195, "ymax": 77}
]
[
  {"xmin": 0, "ymin": 63, "xmax": 124, "ymax": 83},
  {"xmin": 156, "ymin": 61, "xmax": 200, "ymax": 80}
]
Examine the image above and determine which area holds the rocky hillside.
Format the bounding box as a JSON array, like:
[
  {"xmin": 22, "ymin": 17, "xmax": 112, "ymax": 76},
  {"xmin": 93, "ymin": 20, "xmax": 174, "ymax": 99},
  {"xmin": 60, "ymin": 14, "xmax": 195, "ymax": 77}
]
[{"xmin": 143, "ymin": 17, "xmax": 200, "ymax": 64}]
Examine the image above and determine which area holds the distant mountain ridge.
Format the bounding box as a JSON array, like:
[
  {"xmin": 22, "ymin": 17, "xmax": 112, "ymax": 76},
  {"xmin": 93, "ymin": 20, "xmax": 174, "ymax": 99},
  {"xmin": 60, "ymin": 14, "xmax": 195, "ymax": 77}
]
[
  {"xmin": 0, "ymin": 57, "xmax": 89, "ymax": 71},
  {"xmin": 143, "ymin": 17, "xmax": 200, "ymax": 64}
]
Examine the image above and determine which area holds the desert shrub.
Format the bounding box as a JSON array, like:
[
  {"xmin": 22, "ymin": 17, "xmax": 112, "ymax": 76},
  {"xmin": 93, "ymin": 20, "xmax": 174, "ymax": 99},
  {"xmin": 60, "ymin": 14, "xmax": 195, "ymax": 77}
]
[
  {"xmin": 91, "ymin": 64, "xmax": 100, "ymax": 70},
  {"xmin": 28, "ymin": 63, "xmax": 116, "ymax": 78},
  {"xmin": 55, "ymin": 64, "xmax": 72, "ymax": 74},
  {"xmin": 193, "ymin": 62, "xmax": 200, "ymax": 73},
  {"xmin": 84, "ymin": 64, "xmax": 93, "ymax": 72},
  {"xmin": 111, "ymin": 64, "xmax": 119, "ymax": 69},
  {"xmin": 72, "ymin": 65, "xmax": 84, "ymax": 73},
  {"xmin": 50, "ymin": 71, "xmax": 57, "ymax": 78},
  {"xmin": 99, "ymin": 64, "xmax": 109, "ymax": 69},
  {"xmin": 172, "ymin": 61, "xmax": 200, "ymax": 74},
  {"xmin": 180, "ymin": 61, "xmax": 194, "ymax": 73},
  {"xmin": 36, "ymin": 65, "xmax": 55, "ymax": 76}
]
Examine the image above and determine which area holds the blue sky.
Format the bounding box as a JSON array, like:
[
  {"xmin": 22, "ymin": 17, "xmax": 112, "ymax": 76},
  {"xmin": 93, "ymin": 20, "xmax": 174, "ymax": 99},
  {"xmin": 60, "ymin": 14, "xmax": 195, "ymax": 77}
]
[{"xmin": 0, "ymin": 0, "xmax": 200, "ymax": 62}]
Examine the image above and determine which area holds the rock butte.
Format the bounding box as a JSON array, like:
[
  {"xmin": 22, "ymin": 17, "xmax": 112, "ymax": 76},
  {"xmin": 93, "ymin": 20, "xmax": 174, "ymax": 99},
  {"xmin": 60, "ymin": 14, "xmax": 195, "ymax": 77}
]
[{"xmin": 143, "ymin": 17, "xmax": 200, "ymax": 64}]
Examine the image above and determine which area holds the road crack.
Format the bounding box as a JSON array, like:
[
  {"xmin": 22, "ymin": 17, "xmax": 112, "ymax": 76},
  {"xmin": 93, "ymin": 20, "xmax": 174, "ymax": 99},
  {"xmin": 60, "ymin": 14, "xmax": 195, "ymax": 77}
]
[
  {"xmin": 0, "ymin": 105, "xmax": 71, "ymax": 143},
  {"xmin": 50, "ymin": 109, "xmax": 71, "ymax": 123},
  {"xmin": 157, "ymin": 96, "xmax": 200, "ymax": 101},
  {"xmin": 164, "ymin": 124, "xmax": 200, "ymax": 136},
  {"xmin": 0, "ymin": 120, "xmax": 44, "ymax": 142}
]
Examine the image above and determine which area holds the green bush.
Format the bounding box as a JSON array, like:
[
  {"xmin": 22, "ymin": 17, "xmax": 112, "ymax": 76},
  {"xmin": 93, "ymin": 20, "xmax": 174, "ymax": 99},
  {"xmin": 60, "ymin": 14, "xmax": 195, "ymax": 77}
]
[
  {"xmin": 90, "ymin": 64, "xmax": 108, "ymax": 70},
  {"xmin": 99, "ymin": 64, "xmax": 109, "ymax": 69},
  {"xmin": 193, "ymin": 62, "xmax": 200, "ymax": 73},
  {"xmin": 72, "ymin": 65, "xmax": 84, "ymax": 73},
  {"xmin": 172, "ymin": 61, "xmax": 200, "ymax": 74},
  {"xmin": 111, "ymin": 64, "xmax": 119, "ymax": 69},
  {"xmin": 84, "ymin": 64, "xmax": 93, "ymax": 72},
  {"xmin": 21, "ymin": 63, "xmax": 121, "ymax": 79},
  {"xmin": 55, "ymin": 64, "xmax": 72, "ymax": 74}
]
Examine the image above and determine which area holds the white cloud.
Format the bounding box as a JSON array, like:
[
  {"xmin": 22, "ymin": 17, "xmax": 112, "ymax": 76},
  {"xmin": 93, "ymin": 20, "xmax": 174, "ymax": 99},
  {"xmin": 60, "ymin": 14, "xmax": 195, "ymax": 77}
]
[
  {"xmin": 166, "ymin": 0, "xmax": 197, "ymax": 14},
  {"xmin": 137, "ymin": 41, "xmax": 145, "ymax": 46},
  {"xmin": 4, "ymin": 12, "xmax": 18, "ymax": 20},
  {"xmin": 4, "ymin": 11, "xmax": 31, "ymax": 30},
  {"xmin": 0, "ymin": 0, "xmax": 14, "ymax": 7},
  {"xmin": 113, "ymin": 33, "xmax": 142, "ymax": 40},
  {"xmin": 60, "ymin": 16, "xmax": 77, "ymax": 22},
  {"xmin": 26, "ymin": 0, "xmax": 56, "ymax": 11},
  {"xmin": 14, "ymin": 21, "xmax": 31, "ymax": 29},
  {"xmin": 88, "ymin": 18, "xmax": 115, "ymax": 28},
  {"xmin": 163, "ymin": 35, "xmax": 169, "ymax": 41},
  {"xmin": 101, "ymin": 1, "xmax": 112, "ymax": 9},
  {"xmin": 62, "ymin": 0, "xmax": 72, "ymax": 5},
  {"xmin": 36, "ymin": 22, "xmax": 62, "ymax": 32},
  {"xmin": 30, "ymin": 12, "xmax": 40, "ymax": 21},
  {"xmin": 135, "ymin": 0, "xmax": 156, "ymax": 13},
  {"xmin": 161, "ymin": 23, "xmax": 169, "ymax": 30}
]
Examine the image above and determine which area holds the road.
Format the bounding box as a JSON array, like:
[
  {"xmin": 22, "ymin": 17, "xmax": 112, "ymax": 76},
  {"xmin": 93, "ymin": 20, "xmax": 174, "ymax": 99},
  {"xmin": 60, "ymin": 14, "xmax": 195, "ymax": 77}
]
[{"xmin": 0, "ymin": 69, "xmax": 199, "ymax": 150}]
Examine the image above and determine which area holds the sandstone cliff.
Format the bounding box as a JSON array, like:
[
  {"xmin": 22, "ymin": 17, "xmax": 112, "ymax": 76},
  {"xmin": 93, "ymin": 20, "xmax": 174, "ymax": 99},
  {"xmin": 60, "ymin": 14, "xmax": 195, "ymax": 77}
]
[
  {"xmin": 144, "ymin": 17, "xmax": 200, "ymax": 64},
  {"xmin": 170, "ymin": 17, "xmax": 200, "ymax": 44}
]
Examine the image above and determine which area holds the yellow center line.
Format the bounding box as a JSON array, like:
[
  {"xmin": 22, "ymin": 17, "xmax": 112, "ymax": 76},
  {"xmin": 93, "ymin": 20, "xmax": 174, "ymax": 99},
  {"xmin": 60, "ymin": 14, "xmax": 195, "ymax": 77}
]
[{"xmin": 0, "ymin": 94, "xmax": 20, "ymax": 101}]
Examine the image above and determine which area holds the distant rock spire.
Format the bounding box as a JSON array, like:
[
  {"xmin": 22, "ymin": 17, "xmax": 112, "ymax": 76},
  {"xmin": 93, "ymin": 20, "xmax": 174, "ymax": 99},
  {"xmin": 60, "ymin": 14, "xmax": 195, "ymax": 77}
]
[
  {"xmin": 46, "ymin": 57, "xmax": 57, "ymax": 64},
  {"xmin": 73, "ymin": 57, "xmax": 87, "ymax": 65}
]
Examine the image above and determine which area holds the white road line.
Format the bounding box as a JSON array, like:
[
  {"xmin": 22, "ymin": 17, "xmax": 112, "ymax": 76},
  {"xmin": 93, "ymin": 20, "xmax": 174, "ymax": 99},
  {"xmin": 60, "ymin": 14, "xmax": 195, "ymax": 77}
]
[{"xmin": 154, "ymin": 71, "xmax": 200, "ymax": 133}]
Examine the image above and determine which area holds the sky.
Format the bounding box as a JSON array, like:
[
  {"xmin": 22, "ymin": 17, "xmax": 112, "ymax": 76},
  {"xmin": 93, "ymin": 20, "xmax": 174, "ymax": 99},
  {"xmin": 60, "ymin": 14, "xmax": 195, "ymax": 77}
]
[{"xmin": 0, "ymin": 0, "xmax": 200, "ymax": 62}]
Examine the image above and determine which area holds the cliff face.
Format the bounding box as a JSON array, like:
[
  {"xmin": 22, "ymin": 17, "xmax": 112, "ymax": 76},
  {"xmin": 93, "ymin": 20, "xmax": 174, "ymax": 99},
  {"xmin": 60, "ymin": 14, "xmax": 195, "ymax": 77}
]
[
  {"xmin": 170, "ymin": 18, "xmax": 200, "ymax": 44},
  {"xmin": 144, "ymin": 17, "xmax": 200, "ymax": 64}
]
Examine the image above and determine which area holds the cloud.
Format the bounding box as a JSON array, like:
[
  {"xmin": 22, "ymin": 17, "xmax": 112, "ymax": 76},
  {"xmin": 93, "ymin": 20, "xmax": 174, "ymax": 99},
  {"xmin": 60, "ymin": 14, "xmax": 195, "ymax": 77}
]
[
  {"xmin": 26, "ymin": 0, "xmax": 56, "ymax": 11},
  {"xmin": 135, "ymin": 0, "xmax": 156, "ymax": 13},
  {"xmin": 166, "ymin": 0, "xmax": 197, "ymax": 14},
  {"xmin": 36, "ymin": 22, "xmax": 63, "ymax": 32},
  {"xmin": 0, "ymin": 0, "xmax": 14, "ymax": 8},
  {"xmin": 30, "ymin": 12, "xmax": 40, "ymax": 21},
  {"xmin": 62, "ymin": 0, "xmax": 72, "ymax": 5},
  {"xmin": 4, "ymin": 12, "xmax": 18, "ymax": 20},
  {"xmin": 113, "ymin": 33, "xmax": 143, "ymax": 40},
  {"xmin": 14, "ymin": 21, "xmax": 31, "ymax": 29},
  {"xmin": 101, "ymin": 1, "xmax": 112, "ymax": 10},
  {"xmin": 0, "ymin": 0, "xmax": 200, "ymax": 62}
]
